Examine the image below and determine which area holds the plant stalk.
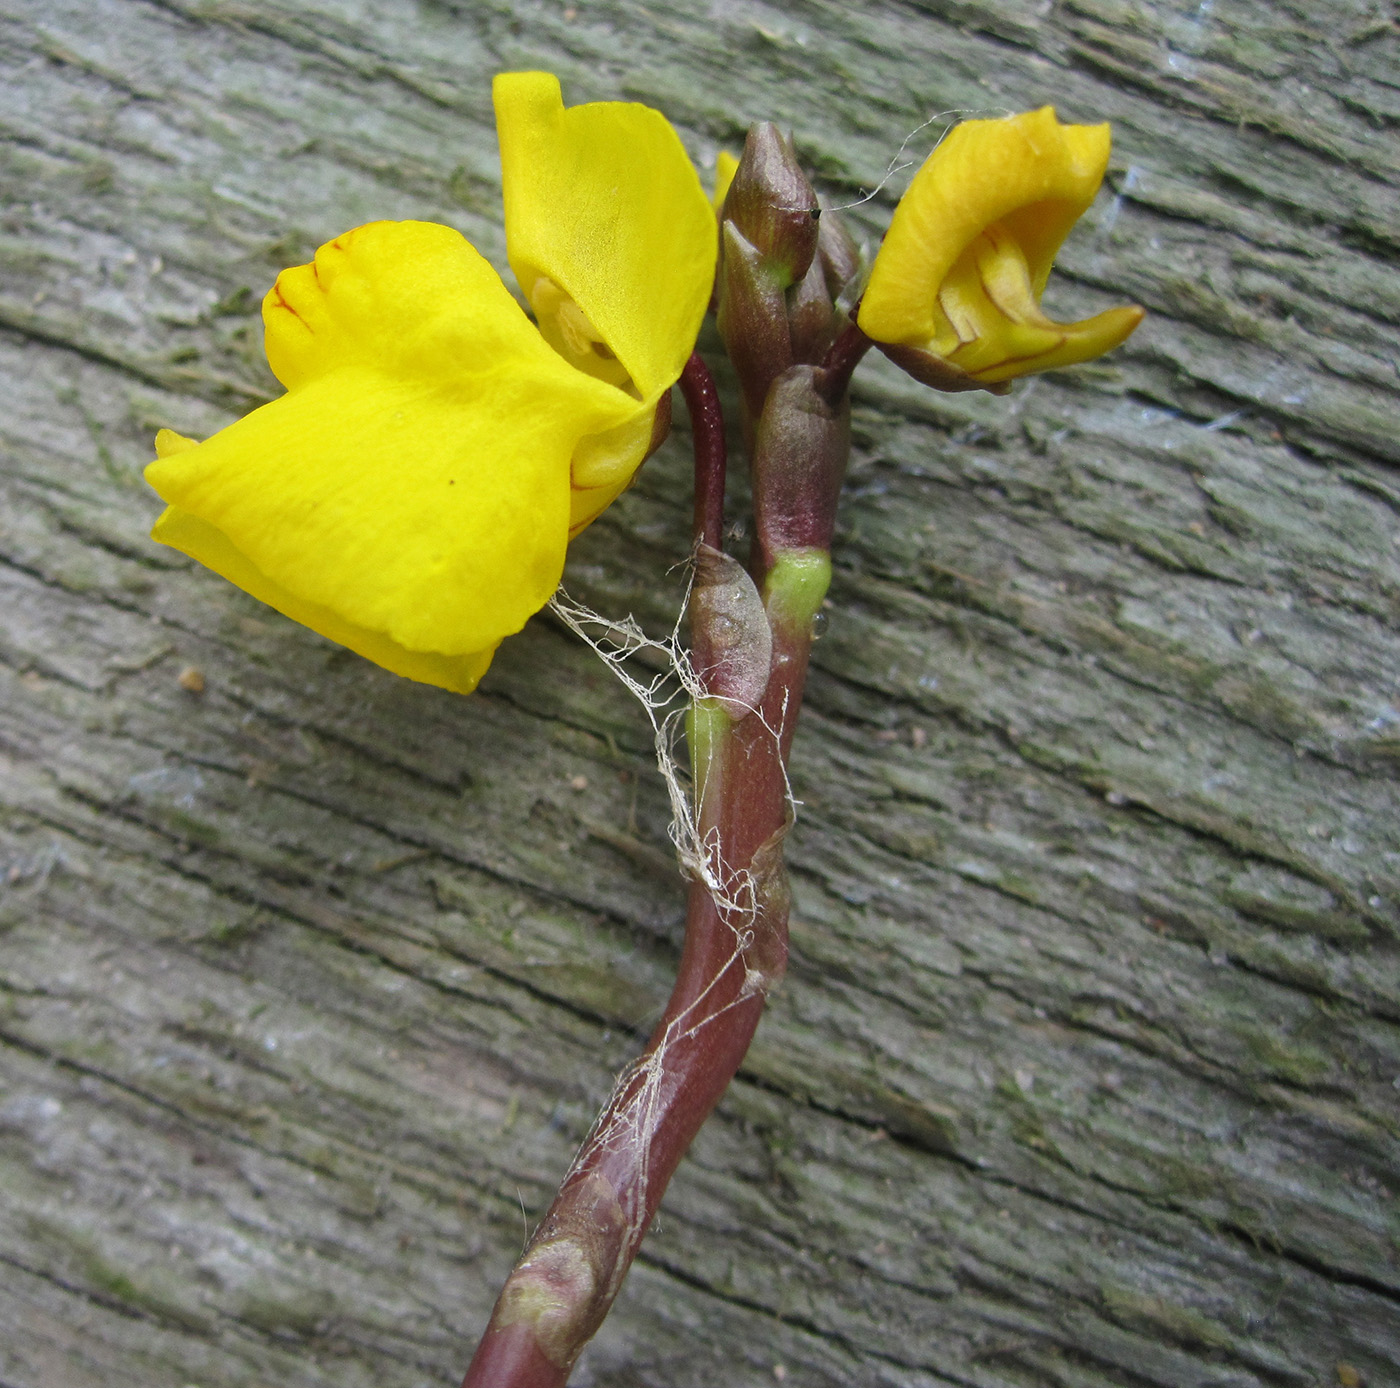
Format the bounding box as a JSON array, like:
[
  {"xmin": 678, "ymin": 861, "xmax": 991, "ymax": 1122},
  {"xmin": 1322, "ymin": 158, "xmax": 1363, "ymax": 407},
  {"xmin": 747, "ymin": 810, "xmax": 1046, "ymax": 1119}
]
[{"xmin": 462, "ymin": 358, "xmax": 831, "ymax": 1388}]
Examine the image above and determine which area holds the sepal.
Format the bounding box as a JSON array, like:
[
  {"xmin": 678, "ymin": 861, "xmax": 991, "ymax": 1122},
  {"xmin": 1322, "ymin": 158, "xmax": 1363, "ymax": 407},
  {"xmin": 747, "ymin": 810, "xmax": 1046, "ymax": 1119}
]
[
  {"xmin": 786, "ymin": 250, "xmax": 837, "ymax": 366},
  {"xmin": 716, "ymin": 221, "xmax": 793, "ymax": 424},
  {"xmin": 688, "ymin": 543, "xmax": 773, "ymax": 719},
  {"xmin": 817, "ymin": 213, "xmax": 863, "ymax": 305}
]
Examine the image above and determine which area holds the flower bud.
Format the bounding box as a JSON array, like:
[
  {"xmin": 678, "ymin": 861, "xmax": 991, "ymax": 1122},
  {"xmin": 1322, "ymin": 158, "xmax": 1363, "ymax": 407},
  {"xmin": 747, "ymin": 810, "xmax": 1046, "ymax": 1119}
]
[{"xmin": 721, "ymin": 123, "xmax": 821, "ymax": 290}]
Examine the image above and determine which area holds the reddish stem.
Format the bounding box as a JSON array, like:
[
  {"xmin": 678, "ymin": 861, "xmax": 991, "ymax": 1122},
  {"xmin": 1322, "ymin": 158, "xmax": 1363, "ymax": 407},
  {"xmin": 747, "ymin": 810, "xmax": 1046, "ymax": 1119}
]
[
  {"xmin": 679, "ymin": 352, "xmax": 727, "ymax": 549},
  {"xmin": 462, "ymin": 357, "xmax": 810, "ymax": 1388},
  {"xmin": 812, "ymin": 316, "xmax": 873, "ymax": 405},
  {"xmin": 462, "ymin": 625, "xmax": 806, "ymax": 1388}
]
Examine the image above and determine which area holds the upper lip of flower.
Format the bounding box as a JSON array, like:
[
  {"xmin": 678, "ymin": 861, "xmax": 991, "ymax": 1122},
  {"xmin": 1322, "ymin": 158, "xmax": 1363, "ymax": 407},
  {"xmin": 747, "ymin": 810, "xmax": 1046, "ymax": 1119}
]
[{"xmin": 494, "ymin": 71, "xmax": 715, "ymax": 406}]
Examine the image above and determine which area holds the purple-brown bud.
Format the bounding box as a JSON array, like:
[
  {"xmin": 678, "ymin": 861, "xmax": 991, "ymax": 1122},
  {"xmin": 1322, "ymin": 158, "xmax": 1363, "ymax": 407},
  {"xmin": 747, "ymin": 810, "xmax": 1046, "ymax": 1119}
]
[
  {"xmin": 752, "ymin": 366, "xmax": 851, "ymax": 572},
  {"xmin": 722, "ymin": 123, "xmax": 821, "ymax": 289}
]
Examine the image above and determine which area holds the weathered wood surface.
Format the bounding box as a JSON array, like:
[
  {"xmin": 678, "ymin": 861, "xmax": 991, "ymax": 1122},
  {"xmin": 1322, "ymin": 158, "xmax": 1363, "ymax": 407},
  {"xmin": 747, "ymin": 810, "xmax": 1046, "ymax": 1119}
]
[{"xmin": 2, "ymin": 1, "xmax": 1398, "ymax": 1384}]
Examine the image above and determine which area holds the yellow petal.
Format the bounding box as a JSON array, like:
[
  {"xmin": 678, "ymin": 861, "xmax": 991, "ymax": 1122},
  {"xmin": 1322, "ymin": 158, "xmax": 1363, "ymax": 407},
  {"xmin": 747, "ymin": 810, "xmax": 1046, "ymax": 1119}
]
[
  {"xmin": 938, "ymin": 223, "xmax": 1144, "ymax": 383},
  {"xmin": 148, "ymin": 221, "xmax": 634, "ymax": 679},
  {"xmin": 493, "ymin": 72, "xmax": 715, "ymax": 404},
  {"xmin": 263, "ymin": 220, "xmax": 606, "ymax": 393},
  {"xmin": 569, "ymin": 474, "xmax": 635, "ymax": 540},
  {"xmin": 969, "ymin": 302, "xmax": 1143, "ymax": 383},
  {"xmin": 153, "ymin": 506, "xmax": 496, "ymax": 693},
  {"xmin": 155, "ymin": 428, "xmax": 198, "ymax": 458},
  {"xmin": 568, "ymin": 407, "xmax": 661, "ymax": 537},
  {"xmin": 526, "ymin": 273, "xmax": 633, "ymax": 392},
  {"xmin": 714, "ymin": 150, "xmax": 740, "ymax": 214},
  {"xmin": 150, "ymin": 370, "xmax": 610, "ymax": 656},
  {"xmin": 862, "ymin": 108, "xmax": 1107, "ymax": 344},
  {"xmin": 860, "ymin": 107, "xmax": 1141, "ymax": 383}
]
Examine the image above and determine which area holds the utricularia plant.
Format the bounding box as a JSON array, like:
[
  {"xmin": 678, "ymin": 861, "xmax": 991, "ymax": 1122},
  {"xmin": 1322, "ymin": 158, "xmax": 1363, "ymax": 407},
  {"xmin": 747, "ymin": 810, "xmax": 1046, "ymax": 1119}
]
[{"xmin": 145, "ymin": 73, "xmax": 1142, "ymax": 1388}]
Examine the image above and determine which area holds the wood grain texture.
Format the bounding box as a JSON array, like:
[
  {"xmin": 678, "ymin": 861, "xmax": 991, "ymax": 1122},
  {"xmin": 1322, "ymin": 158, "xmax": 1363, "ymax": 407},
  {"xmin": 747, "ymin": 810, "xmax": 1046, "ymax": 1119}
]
[{"xmin": 1, "ymin": 2, "xmax": 1397, "ymax": 1385}]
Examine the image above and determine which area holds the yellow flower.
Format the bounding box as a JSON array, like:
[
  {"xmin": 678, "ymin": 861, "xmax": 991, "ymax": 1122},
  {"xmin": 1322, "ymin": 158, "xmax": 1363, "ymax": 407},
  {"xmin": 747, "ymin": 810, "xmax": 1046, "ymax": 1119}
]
[
  {"xmin": 859, "ymin": 107, "xmax": 1142, "ymax": 386},
  {"xmin": 146, "ymin": 73, "xmax": 715, "ymax": 694}
]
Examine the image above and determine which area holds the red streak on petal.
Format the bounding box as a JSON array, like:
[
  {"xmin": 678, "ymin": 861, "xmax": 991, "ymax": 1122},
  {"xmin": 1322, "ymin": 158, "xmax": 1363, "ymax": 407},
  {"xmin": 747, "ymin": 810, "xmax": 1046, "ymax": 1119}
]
[{"xmin": 270, "ymin": 282, "xmax": 314, "ymax": 333}]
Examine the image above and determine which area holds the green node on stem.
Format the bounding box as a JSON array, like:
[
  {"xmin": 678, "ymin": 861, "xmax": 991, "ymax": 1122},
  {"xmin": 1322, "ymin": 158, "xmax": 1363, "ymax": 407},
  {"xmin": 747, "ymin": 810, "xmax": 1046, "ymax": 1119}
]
[
  {"xmin": 686, "ymin": 695, "xmax": 734, "ymax": 804},
  {"xmin": 763, "ymin": 547, "xmax": 831, "ymax": 639}
]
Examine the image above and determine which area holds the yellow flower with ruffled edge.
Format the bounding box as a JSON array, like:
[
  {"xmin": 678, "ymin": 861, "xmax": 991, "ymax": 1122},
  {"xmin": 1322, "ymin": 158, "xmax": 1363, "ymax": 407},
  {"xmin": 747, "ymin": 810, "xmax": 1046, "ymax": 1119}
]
[
  {"xmin": 859, "ymin": 107, "xmax": 1143, "ymax": 386},
  {"xmin": 145, "ymin": 73, "xmax": 715, "ymax": 695}
]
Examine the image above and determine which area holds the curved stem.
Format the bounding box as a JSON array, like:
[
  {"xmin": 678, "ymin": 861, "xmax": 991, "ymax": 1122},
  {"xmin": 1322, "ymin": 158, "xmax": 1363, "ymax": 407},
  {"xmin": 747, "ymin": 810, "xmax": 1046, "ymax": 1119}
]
[
  {"xmin": 462, "ymin": 357, "xmax": 815, "ymax": 1388},
  {"xmin": 462, "ymin": 662, "xmax": 806, "ymax": 1388},
  {"xmin": 460, "ymin": 877, "xmax": 776, "ymax": 1386},
  {"xmin": 812, "ymin": 316, "xmax": 873, "ymax": 405},
  {"xmin": 679, "ymin": 352, "xmax": 727, "ymax": 550}
]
